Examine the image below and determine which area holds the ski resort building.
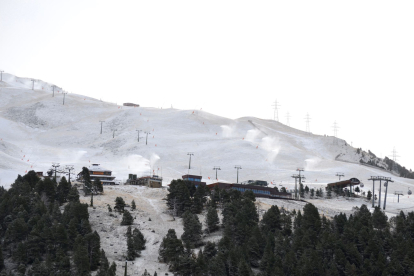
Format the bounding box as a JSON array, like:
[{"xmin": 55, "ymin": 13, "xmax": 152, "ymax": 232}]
[
  {"xmin": 241, "ymin": 180, "xmax": 268, "ymax": 186},
  {"xmin": 327, "ymin": 178, "xmax": 360, "ymax": 193},
  {"xmin": 182, "ymin": 174, "xmax": 206, "ymax": 187},
  {"xmin": 129, "ymin": 175, "xmax": 163, "ymax": 188},
  {"xmin": 77, "ymin": 164, "xmax": 117, "ymax": 185},
  {"xmin": 207, "ymin": 182, "xmax": 292, "ymax": 199}
]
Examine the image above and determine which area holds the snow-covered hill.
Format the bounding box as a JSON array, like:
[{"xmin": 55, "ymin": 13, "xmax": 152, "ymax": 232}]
[{"xmin": 1, "ymin": 72, "xmax": 414, "ymax": 215}]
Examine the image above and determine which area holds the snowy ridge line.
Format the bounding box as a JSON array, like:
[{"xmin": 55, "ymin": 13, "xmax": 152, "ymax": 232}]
[{"xmin": 335, "ymin": 157, "xmax": 400, "ymax": 177}]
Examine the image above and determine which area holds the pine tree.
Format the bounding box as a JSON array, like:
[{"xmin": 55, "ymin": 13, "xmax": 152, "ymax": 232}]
[
  {"xmin": 115, "ymin": 197, "xmax": 126, "ymax": 213},
  {"xmin": 68, "ymin": 186, "xmax": 80, "ymax": 202},
  {"xmin": 181, "ymin": 211, "xmax": 203, "ymax": 248},
  {"xmin": 367, "ymin": 190, "xmax": 372, "ymax": 200},
  {"xmin": 205, "ymin": 206, "xmax": 220, "ymax": 233},
  {"xmin": 57, "ymin": 176, "xmax": 71, "ymax": 204},
  {"xmin": 73, "ymin": 235, "xmax": 90, "ymax": 275},
  {"xmin": 96, "ymin": 250, "xmax": 109, "ymax": 276},
  {"xmin": 0, "ymin": 245, "xmax": 4, "ymax": 270},
  {"xmin": 158, "ymin": 229, "xmax": 184, "ymax": 264},
  {"xmin": 121, "ymin": 210, "xmax": 134, "ymax": 226},
  {"xmin": 131, "ymin": 200, "xmax": 136, "ymax": 210},
  {"xmin": 299, "ymin": 183, "xmax": 305, "ymax": 198},
  {"xmin": 310, "ymin": 188, "xmax": 315, "ymax": 198}
]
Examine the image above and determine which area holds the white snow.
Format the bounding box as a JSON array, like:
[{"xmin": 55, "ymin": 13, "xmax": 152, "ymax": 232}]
[{"xmin": 1, "ymin": 72, "xmax": 414, "ymax": 274}]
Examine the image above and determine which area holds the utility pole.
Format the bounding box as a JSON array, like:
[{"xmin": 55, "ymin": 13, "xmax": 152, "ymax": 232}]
[
  {"xmin": 187, "ymin": 153, "xmax": 194, "ymax": 169},
  {"xmin": 52, "ymin": 163, "xmax": 60, "ymax": 179},
  {"xmin": 124, "ymin": 261, "xmax": 127, "ymax": 276},
  {"xmin": 65, "ymin": 165, "xmax": 74, "ymax": 183},
  {"xmin": 271, "ymin": 100, "xmax": 281, "ymax": 121},
  {"xmin": 51, "ymin": 85, "xmax": 56, "ymax": 97},
  {"xmin": 63, "ymin": 92, "xmax": 68, "ymax": 105},
  {"xmin": 31, "ymin": 79, "xmax": 36, "ymax": 90},
  {"xmin": 332, "ymin": 121, "xmax": 339, "ymax": 145},
  {"xmin": 113, "ymin": 129, "xmax": 117, "ymax": 138},
  {"xmin": 99, "ymin": 121, "xmax": 105, "ymax": 134},
  {"xmin": 336, "ymin": 172, "xmax": 344, "ymax": 181},
  {"xmin": 285, "ymin": 112, "xmax": 291, "ymax": 126},
  {"xmin": 305, "ymin": 113, "xmax": 311, "ymax": 134},
  {"xmin": 136, "ymin": 129, "xmax": 142, "ymax": 142},
  {"xmin": 145, "ymin": 131, "xmax": 151, "ymax": 145},
  {"xmin": 234, "ymin": 165, "xmax": 242, "ymax": 183},
  {"xmin": 213, "ymin": 166, "xmax": 221, "ymax": 180},
  {"xmin": 0, "ymin": 70, "xmax": 4, "ymax": 82}
]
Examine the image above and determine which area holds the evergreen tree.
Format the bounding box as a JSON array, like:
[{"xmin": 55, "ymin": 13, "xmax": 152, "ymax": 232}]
[
  {"xmin": 81, "ymin": 167, "xmax": 92, "ymax": 194},
  {"xmin": 261, "ymin": 205, "xmax": 281, "ymax": 234},
  {"xmin": 121, "ymin": 210, "xmax": 134, "ymax": 226},
  {"xmin": 166, "ymin": 179, "xmax": 192, "ymax": 217},
  {"xmin": 367, "ymin": 190, "xmax": 372, "ymax": 200},
  {"xmin": 57, "ymin": 176, "xmax": 71, "ymax": 204},
  {"xmin": 131, "ymin": 200, "xmax": 136, "ymax": 210},
  {"xmin": 115, "ymin": 197, "xmax": 126, "ymax": 213},
  {"xmin": 181, "ymin": 211, "xmax": 203, "ymax": 248},
  {"xmin": 327, "ymin": 186, "xmax": 332, "ymax": 198},
  {"xmin": 310, "ymin": 188, "xmax": 315, "ymax": 198},
  {"xmin": 205, "ymin": 206, "xmax": 220, "ymax": 233},
  {"xmin": 67, "ymin": 186, "xmax": 80, "ymax": 202},
  {"xmin": 299, "ymin": 183, "xmax": 305, "ymax": 198},
  {"xmin": 158, "ymin": 229, "xmax": 184, "ymax": 264},
  {"xmin": 73, "ymin": 235, "xmax": 90, "ymax": 275},
  {"xmin": 305, "ymin": 185, "xmax": 309, "ymax": 194}
]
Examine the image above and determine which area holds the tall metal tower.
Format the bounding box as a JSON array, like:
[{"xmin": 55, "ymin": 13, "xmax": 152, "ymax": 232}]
[
  {"xmin": 31, "ymin": 79, "xmax": 36, "ymax": 90},
  {"xmin": 305, "ymin": 113, "xmax": 311, "ymax": 134},
  {"xmin": 52, "ymin": 163, "xmax": 60, "ymax": 179},
  {"xmin": 213, "ymin": 166, "xmax": 221, "ymax": 180},
  {"xmin": 234, "ymin": 166, "xmax": 242, "ymax": 183},
  {"xmin": 63, "ymin": 92, "xmax": 68, "ymax": 105},
  {"xmin": 99, "ymin": 121, "xmax": 105, "ymax": 134},
  {"xmin": 187, "ymin": 153, "xmax": 194, "ymax": 169},
  {"xmin": 65, "ymin": 165, "xmax": 75, "ymax": 183},
  {"xmin": 391, "ymin": 147, "xmax": 400, "ymax": 172},
  {"xmin": 291, "ymin": 168, "xmax": 305, "ymax": 199},
  {"xmin": 336, "ymin": 172, "xmax": 344, "ymax": 181},
  {"xmin": 271, "ymin": 100, "xmax": 281, "ymax": 122},
  {"xmin": 145, "ymin": 131, "xmax": 151, "ymax": 145},
  {"xmin": 136, "ymin": 129, "xmax": 142, "ymax": 142},
  {"xmin": 285, "ymin": 112, "xmax": 291, "ymax": 126},
  {"xmin": 332, "ymin": 121, "xmax": 339, "ymax": 144}
]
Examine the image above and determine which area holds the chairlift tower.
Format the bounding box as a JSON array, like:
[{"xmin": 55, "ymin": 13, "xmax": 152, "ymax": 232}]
[
  {"xmin": 187, "ymin": 152, "xmax": 194, "ymax": 169},
  {"xmin": 368, "ymin": 176, "xmax": 393, "ymax": 209},
  {"xmin": 52, "ymin": 163, "xmax": 60, "ymax": 179},
  {"xmin": 271, "ymin": 100, "xmax": 281, "ymax": 121},
  {"xmin": 213, "ymin": 166, "xmax": 221, "ymax": 180},
  {"xmin": 62, "ymin": 92, "xmax": 68, "ymax": 105},
  {"xmin": 31, "ymin": 79, "xmax": 36, "ymax": 90},
  {"xmin": 145, "ymin": 131, "xmax": 151, "ymax": 145},
  {"xmin": 99, "ymin": 121, "xmax": 105, "ymax": 134},
  {"xmin": 136, "ymin": 129, "xmax": 142, "ymax": 142},
  {"xmin": 65, "ymin": 165, "xmax": 75, "ymax": 183},
  {"xmin": 336, "ymin": 172, "xmax": 344, "ymax": 181},
  {"xmin": 394, "ymin": 191, "xmax": 404, "ymax": 203},
  {"xmin": 291, "ymin": 168, "xmax": 305, "ymax": 199},
  {"xmin": 234, "ymin": 166, "xmax": 242, "ymax": 183}
]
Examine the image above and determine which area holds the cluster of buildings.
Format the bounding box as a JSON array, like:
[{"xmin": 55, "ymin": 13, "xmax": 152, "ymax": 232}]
[{"xmin": 74, "ymin": 164, "xmax": 292, "ymax": 200}]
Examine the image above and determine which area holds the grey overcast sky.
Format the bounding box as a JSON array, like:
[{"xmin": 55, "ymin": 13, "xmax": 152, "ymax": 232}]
[{"xmin": 1, "ymin": 0, "xmax": 414, "ymax": 170}]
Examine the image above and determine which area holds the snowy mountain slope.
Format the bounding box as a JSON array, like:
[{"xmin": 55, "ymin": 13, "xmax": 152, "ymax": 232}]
[{"xmin": 0, "ymin": 72, "xmax": 414, "ymax": 212}]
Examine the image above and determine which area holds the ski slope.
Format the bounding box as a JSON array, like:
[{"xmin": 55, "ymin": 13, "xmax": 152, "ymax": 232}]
[{"xmin": 1, "ymin": 72, "xmax": 414, "ymax": 215}]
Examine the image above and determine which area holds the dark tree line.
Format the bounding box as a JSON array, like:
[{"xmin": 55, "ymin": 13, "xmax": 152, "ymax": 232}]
[
  {"xmin": 0, "ymin": 171, "xmax": 115, "ymax": 275},
  {"xmin": 160, "ymin": 181, "xmax": 414, "ymax": 276}
]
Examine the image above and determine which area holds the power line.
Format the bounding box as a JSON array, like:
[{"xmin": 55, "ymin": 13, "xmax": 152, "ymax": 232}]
[
  {"xmin": 187, "ymin": 153, "xmax": 194, "ymax": 170},
  {"xmin": 99, "ymin": 121, "xmax": 105, "ymax": 134},
  {"xmin": 234, "ymin": 165, "xmax": 242, "ymax": 183},
  {"xmin": 213, "ymin": 166, "xmax": 221, "ymax": 180},
  {"xmin": 271, "ymin": 100, "xmax": 281, "ymax": 121},
  {"xmin": 304, "ymin": 113, "xmax": 311, "ymax": 134},
  {"xmin": 285, "ymin": 112, "xmax": 291, "ymax": 126}
]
